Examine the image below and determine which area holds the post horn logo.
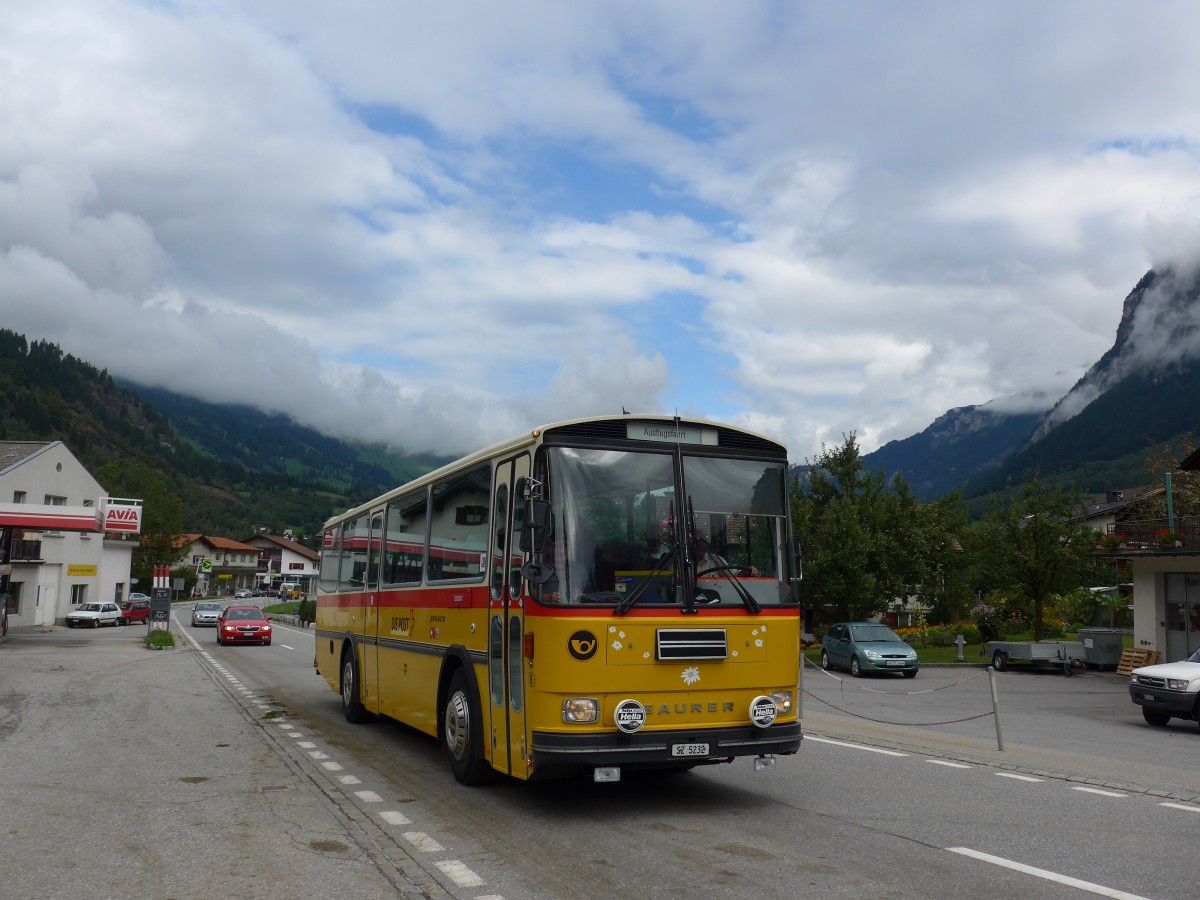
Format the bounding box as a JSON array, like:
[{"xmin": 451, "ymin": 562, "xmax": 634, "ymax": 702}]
[{"xmin": 568, "ymin": 630, "xmax": 598, "ymax": 661}]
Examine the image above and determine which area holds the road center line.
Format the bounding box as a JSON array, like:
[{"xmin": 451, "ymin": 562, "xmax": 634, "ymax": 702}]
[
  {"xmin": 995, "ymin": 772, "xmax": 1042, "ymax": 782},
  {"xmin": 1072, "ymin": 786, "xmax": 1127, "ymax": 798},
  {"xmin": 925, "ymin": 759, "xmax": 972, "ymax": 769},
  {"xmin": 1160, "ymin": 801, "xmax": 1200, "ymax": 813},
  {"xmin": 947, "ymin": 847, "xmax": 1152, "ymax": 900},
  {"xmin": 804, "ymin": 736, "xmax": 908, "ymax": 756}
]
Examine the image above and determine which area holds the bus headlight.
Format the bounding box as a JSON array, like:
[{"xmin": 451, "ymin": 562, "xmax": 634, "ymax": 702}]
[
  {"xmin": 769, "ymin": 690, "xmax": 793, "ymax": 715},
  {"xmin": 562, "ymin": 698, "xmax": 599, "ymax": 724}
]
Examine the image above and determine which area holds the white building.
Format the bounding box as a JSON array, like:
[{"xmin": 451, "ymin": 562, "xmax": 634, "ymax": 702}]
[{"xmin": 1, "ymin": 441, "xmax": 137, "ymax": 628}]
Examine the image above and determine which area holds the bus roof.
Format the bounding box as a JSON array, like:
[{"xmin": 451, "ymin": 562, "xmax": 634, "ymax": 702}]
[{"xmin": 321, "ymin": 413, "xmax": 787, "ymax": 531}]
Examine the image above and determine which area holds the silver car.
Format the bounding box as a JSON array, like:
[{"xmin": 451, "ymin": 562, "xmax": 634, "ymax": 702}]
[{"xmin": 191, "ymin": 602, "xmax": 223, "ymax": 627}]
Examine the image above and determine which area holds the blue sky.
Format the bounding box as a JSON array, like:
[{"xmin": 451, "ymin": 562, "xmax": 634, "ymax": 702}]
[{"xmin": 4, "ymin": 1, "xmax": 1200, "ymax": 462}]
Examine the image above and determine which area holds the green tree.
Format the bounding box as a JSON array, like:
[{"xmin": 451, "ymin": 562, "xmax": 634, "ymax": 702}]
[
  {"xmin": 964, "ymin": 479, "xmax": 1097, "ymax": 640},
  {"xmin": 791, "ymin": 433, "xmax": 966, "ymax": 623}
]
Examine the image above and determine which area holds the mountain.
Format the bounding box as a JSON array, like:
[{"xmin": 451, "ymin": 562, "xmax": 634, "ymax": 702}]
[
  {"xmin": 865, "ymin": 265, "xmax": 1200, "ymax": 501},
  {"xmin": 861, "ymin": 399, "xmax": 1044, "ymax": 500},
  {"xmin": 0, "ymin": 329, "xmax": 447, "ymax": 541}
]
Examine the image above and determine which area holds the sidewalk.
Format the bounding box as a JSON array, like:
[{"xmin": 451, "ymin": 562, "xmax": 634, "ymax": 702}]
[{"xmin": 0, "ymin": 625, "xmax": 442, "ymax": 899}]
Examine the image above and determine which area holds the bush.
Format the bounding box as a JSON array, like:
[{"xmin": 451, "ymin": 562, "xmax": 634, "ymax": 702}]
[
  {"xmin": 145, "ymin": 629, "xmax": 175, "ymax": 649},
  {"xmin": 297, "ymin": 598, "xmax": 316, "ymax": 626}
]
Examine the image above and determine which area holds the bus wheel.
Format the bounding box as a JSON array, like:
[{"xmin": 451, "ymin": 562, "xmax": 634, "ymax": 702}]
[
  {"xmin": 341, "ymin": 647, "xmax": 372, "ymax": 724},
  {"xmin": 444, "ymin": 669, "xmax": 492, "ymax": 785}
]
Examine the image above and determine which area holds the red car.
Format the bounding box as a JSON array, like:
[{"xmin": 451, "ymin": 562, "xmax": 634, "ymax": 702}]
[
  {"xmin": 118, "ymin": 599, "xmax": 151, "ymax": 625},
  {"xmin": 215, "ymin": 606, "xmax": 272, "ymax": 646}
]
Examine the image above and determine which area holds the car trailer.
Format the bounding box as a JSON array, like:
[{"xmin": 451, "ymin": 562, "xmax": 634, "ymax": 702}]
[{"xmin": 985, "ymin": 640, "xmax": 1086, "ymax": 675}]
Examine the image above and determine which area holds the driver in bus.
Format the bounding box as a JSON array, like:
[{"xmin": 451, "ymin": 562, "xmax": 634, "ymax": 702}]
[{"xmin": 694, "ymin": 535, "xmax": 759, "ymax": 577}]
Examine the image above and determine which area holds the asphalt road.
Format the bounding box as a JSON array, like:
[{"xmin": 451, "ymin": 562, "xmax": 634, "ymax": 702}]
[{"xmin": 5, "ymin": 611, "xmax": 1200, "ymax": 899}]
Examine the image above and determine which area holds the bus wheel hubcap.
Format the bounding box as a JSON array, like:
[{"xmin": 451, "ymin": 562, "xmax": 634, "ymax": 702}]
[{"xmin": 446, "ymin": 692, "xmax": 469, "ymax": 760}]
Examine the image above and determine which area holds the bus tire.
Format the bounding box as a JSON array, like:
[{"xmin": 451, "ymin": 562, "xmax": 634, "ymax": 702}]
[
  {"xmin": 444, "ymin": 668, "xmax": 492, "ymax": 785},
  {"xmin": 341, "ymin": 645, "xmax": 372, "ymax": 724}
]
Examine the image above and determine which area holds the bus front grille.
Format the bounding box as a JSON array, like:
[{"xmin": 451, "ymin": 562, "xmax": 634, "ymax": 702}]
[{"xmin": 657, "ymin": 628, "xmax": 728, "ymax": 660}]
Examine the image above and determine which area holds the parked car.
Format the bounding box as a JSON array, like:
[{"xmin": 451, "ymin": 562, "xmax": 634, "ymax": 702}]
[
  {"xmin": 65, "ymin": 602, "xmax": 122, "ymax": 628},
  {"xmin": 821, "ymin": 621, "xmax": 920, "ymax": 678},
  {"xmin": 118, "ymin": 599, "xmax": 151, "ymax": 625},
  {"xmin": 215, "ymin": 606, "xmax": 272, "ymax": 646},
  {"xmin": 1129, "ymin": 646, "xmax": 1200, "ymax": 727},
  {"xmin": 234, "ymin": 589, "xmax": 254, "ymax": 599},
  {"xmin": 127, "ymin": 592, "xmax": 152, "ymax": 602},
  {"xmin": 191, "ymin": 601, "xmax": 224, "ymax": 627}
]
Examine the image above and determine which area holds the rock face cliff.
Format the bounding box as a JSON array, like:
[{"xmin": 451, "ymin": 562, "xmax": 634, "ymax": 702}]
[
  {"xmin": 865, "ymin": 264, "xmax": 1200, "ymax": 499},
  {"xmin": 1031, "ymin": 267, "xmax": 1200, "ymax": 442}
]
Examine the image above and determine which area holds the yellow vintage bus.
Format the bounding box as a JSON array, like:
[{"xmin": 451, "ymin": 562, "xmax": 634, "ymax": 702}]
[{"xmin": 315, "ymin": 415, "xmax": 802, "ymax": 784}]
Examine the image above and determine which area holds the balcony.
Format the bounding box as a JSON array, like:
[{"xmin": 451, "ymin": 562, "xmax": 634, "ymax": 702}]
[
  {"xmin": 1100, "ymin": 517, "xmax": 1199, "ymax": 553},
  {"xmin": 9, "ymin": 539, "xmax": 44, "ymax": 562}
]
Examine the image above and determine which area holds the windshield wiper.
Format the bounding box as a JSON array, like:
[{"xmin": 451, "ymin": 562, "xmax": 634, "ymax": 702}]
[
  {"xmin": 614, "ymin": 543, "xmax": 680, "ymax": 615},
  {"xmin": 693, "ymin": 559, "xmax": 760, "ymax": 613}
]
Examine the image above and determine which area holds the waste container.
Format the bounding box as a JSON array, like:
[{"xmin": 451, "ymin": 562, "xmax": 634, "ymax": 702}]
[{"xmin": 1078, "ymin": 628, "xmax": 1125, "ymax": 670}]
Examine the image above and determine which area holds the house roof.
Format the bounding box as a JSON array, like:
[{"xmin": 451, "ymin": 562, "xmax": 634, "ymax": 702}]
[
  {"xmin": 1078, "ymin": 485, "xmax": 1161, "ymax": 520},
  {"xmin": 241, "ymin": 532, "xmax": 319, "ymax": 561},
  {"xmin": 177, "ymin": 533, "xmax": 262, "ymax": 553},
  {"xmin": 0, "ymin": 440, "xmax": 57, "ymax": 475}
]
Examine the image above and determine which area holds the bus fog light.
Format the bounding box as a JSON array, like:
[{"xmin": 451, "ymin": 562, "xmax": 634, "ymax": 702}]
[
  {"xmin": 769, "ymin": 690, "xmax": 793, "ymax": 715},
  {"xmin": 562, "ymin": 698, "xmax": 599, "ymax": 723},
  {"xmin": 749, "ymin": 695, "xmax": 778, "ymax": 727},
  {"xmin": 594, "ymin": 767, "xmax": 621, "ymax": 782},
  {"xmin": 754, "ymin": 755, "xmax": 777, "ymax": 771}
]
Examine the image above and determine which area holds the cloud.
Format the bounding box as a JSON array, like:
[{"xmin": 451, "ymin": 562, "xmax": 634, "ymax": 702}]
[{"xmin": 4, "ymin": 1, "xmax": 1200, "ymax": 467}]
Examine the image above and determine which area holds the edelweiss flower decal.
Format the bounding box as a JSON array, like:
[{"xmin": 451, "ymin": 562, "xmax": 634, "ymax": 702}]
[
  {"xmin": 681, "ymin": 666, "xmax": 701, "ymax": 685},
  {"xmin": 612, "ymin": 639, "xmax": 623, "ymax": 651}
]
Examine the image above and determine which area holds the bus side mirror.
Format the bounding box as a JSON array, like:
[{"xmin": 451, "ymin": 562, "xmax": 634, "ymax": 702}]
[
  {"xmin": 790, "ymin": 537, "xmax": 803, "ymax": 582},
  {"xmin": 520, "ymin": 498, "xmax": 551, "ymax": 554}
]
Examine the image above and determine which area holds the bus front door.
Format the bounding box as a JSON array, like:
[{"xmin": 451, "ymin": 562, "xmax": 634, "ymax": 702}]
[{"xmin": 488, "ymin": 455, "xmax": 530, "ymax": 778}]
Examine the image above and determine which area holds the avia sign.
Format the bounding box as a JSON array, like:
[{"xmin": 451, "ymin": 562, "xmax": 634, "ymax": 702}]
[{"xmin": 102, "ymin": 498, "xmax": 143, "ymax": 534}]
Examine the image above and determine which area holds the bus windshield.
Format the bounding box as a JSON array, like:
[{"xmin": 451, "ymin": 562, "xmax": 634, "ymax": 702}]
[{"xmin": 535, "ymin": 446, "xmax": 794, "ymax": 608}]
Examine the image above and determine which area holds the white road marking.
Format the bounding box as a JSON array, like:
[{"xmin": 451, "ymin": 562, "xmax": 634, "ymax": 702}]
[
  {"xmin": 1160, "ymin": 801, "xmax": 1200, "ymax": 813},
  {"xmin": 1072, "ymin": 786, "xmax": 1127, "ymax": 798},
  {"xmin": 298, "ymin": 741, "xmax": 316, "ymax": 749},
  {"xmin": 379, "ymin": 810, "xmax": 412, "ymax": 826},
  {"xmin": 925, "ymin": 759, "xmax": 972, "ymax": 769},
  {"xmin": 805, "ymin": 736, "xmax": 909, "ymax": 756},
  {"xmin": 435, "ymin": 860, "xmax": 484, "ymax": 888},
  {"xmin": 338, "ymin": 775, "xmax": 361, "ymax": 785},
  {"xmin": 279, "ymin": 643, "xmax": 295, "ymax": 650},
  {"xmin": 354, "ymin": 790, "xmax": 383, "ymax": 803},
  {"xmin": 995, "ymin": 772, "xmax": 1042, "ymax": 782},
  {"xmin": 404, "ymin": 832, "xmax": 444, "ymax": 853},
  {"xmin": 308, "ymin": 751, "xmax": 330, "ymax": 760},
  {"xmin": 321, "ymin": 761, "xmax": 344, "ymax": 771},
  {"xmin": 947, "ymin": 847, "xmax": 1152, "ymax": 900}
]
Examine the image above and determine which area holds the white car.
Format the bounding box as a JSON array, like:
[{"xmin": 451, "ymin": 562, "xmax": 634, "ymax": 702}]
[
  {"xmin": 191, "ymin": 602, "xmax": 224, "ymax": 627},
  {"xmin": 1129, "ymin": 646, "xmax": 1200, "ymax": 727},
  {"xmin": 65, "ymin": 602, "xmax": 122, "ymax": 628}
]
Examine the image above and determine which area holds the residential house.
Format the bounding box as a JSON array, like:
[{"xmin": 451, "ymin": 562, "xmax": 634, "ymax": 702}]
[
  {"xmin": 1094, "ymin": 465, "xmax": 1200, "ymax": 662},
  {"xmin": 241, "ymin": 531, "xmax": 319, "ymax": 593},
  {"xmin": 178, "ymin": 534, "xmax": 262, "ymax": 596}
]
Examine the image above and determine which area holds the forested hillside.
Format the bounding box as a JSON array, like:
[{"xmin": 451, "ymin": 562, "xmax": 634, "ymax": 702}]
[{"xmin": 0, "ymin": 330, "xmax": 441, "ymax": 545}]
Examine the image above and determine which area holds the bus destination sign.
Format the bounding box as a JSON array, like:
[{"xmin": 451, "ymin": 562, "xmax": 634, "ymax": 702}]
[{"xmin": 627, "ymin": 422, "xmax": 717, "ymax": 446}]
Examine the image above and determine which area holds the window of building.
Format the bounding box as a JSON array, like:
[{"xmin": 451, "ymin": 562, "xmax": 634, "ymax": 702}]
[
  {"xmin": 288, "ymin": 562, "xmax": 304, "ymax": 571},
  {"xmin": 44, "ymin": 495, "xmax": 66, "ymax": 506},
  {"xmin": 12, "ymin": 491, "xmax": 25, "ymax": 504},
  {"xmin": 4, "ymin": 582, "xmax": 22, "ymax": 615},
  {"xmin": 70, "ymin": 584, "xmax": 87, "ymax": 605}
]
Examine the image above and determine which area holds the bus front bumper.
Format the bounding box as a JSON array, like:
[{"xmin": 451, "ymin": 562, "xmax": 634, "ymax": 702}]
[{"xmin": 530, "ymin": 722, "xmax": 802, "ymax": 776}]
